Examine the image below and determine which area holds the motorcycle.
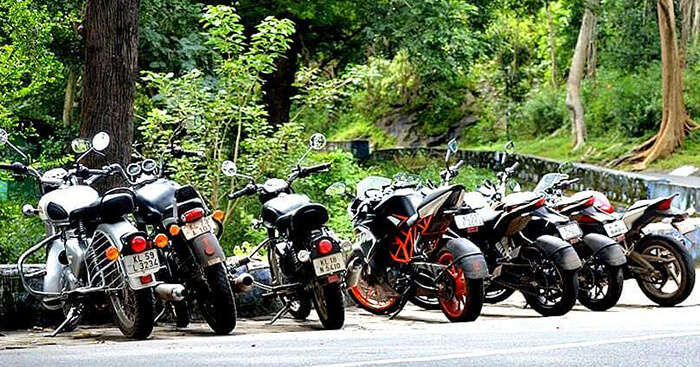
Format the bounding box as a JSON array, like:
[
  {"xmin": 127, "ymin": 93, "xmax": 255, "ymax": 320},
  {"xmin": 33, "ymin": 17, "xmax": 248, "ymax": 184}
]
[
  {"xmin": 221, "ymin": 134, "xmax": 346, "ymax": 329},
  {"xmin": 329, "ymin": 142, "xmax": 488, "ymax": 322},
  {"xmin": 1, "ymin": 129, "xmax": 177, "ymax": 339},
  {"xmin": 448, "ymin": 145, "xmax": 582, "ymax": 316},
  {"xmin": 124, "ymin": 137, "xmax": 246, "ymax": 334},
  {"xmin": 533, "ymin": 170, "xmax": 696, "ymax": 307}
]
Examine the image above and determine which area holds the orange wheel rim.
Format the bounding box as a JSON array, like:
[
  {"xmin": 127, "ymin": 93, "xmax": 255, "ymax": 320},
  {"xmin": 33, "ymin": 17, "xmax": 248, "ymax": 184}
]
[{"xmin": 437, "ymin": 252, "xmax": 469, "ymax": 318}]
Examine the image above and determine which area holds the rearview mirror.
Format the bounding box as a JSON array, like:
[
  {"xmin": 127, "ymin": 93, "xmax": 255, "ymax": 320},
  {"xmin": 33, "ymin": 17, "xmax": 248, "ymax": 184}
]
[
  {"xmin": 446, "ymin": 138, "xmax": 458, "ymax": 163},
  {"xmin": 221, "ymin": 160, "xmax": 237, "ymax": 177},
  {"xmin": 0, "ymin": 129, "xmax": 7, "ymax": 145},
  {"xmin": 92, "ymin": 132, "xmax": 110, "ymax": 151},
  {"xmin": 71, "ymin": 138, "xmax": 90, "ymax": 154},
  {"xmin": 325, "ymin": 182, "xmax": 347, "ymax": 196},
  {"xmin": 309, "ymin": 133, "xmax": 327, "ymax": 151}
]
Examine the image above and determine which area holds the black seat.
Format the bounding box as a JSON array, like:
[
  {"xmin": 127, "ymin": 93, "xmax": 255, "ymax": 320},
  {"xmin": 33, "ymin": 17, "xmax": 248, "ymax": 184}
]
[
  {"xmin": 416, "ymin": 184, "xmax": 464, "ymax": 217},
  {"xmin": 70, "ymin": 193, "xmax": 135, "ymax": 222},
  {"xmin": 135, "ymin": 180, "xmax": 179, "ymax": 222},
  {"xmin": 262, "ymin": 194, "xmax": 310, "ymax": 227},
  {"xmin": 278, "ymin": 203, "xmax": 329, "ymax": 233}
]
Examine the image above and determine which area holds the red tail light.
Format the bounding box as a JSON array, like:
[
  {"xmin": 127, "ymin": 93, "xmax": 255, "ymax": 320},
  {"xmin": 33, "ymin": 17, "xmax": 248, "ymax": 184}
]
[
  {"xmin": 583, "ymin": 196, "xmax": 595, "ymax": 207},
  {"xmin": 318, "ymin": 239, "xmax": 333, "ymax": 255},
  {"xmin": 130, "ymin": 236, "xmax": 148, "ymax": 253},
  {"xmin": 182, "ymin": 208, "xmax": 205, "ymax": 223},
  {"xmin": 657, "ymin": 198, "xmax": 673, "ymax": 210}
]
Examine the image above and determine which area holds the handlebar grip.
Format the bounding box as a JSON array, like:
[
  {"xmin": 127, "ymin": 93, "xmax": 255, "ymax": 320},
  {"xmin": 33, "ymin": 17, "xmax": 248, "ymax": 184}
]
[
  {"xmin": 307, "ymin": 162, "xmax": 332, "ymax": 173},
  {"xmin": 0, "ymin": 162, "xmax": 28, "ymax": 174},
  {"xmin": 228, "ymin": 185, "xmax": 255, "ymax": 200},
  {"xmin": 171, "ymin": 148, "xmax": 203, "ymax": 158}
]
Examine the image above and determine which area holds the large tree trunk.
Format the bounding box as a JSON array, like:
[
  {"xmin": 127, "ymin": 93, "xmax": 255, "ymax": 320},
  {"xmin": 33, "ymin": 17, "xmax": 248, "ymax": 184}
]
[
  {"xmin": 80, "ymin": 0, "xmax": 140, "ymax": 187},
  {"xmin": 565, "ymin": 0, "xmax": 598, "ymax": 151},
  {"xmin": 681, "ymin": 0, "xmax": 700, "ymax": 62},
  {"xmin": 613, "ymin": 0, "xmax": 698, "ymax": 169},
  {"xmin": 62, "ymin": 67, "xmax": 78, "ymax": 128}
]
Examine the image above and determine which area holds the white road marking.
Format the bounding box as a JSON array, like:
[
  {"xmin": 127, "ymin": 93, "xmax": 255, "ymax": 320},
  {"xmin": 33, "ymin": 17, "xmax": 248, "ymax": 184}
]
[{"xmin": 317, "ymin": 330, "xmax": 700, "ymax": 367}]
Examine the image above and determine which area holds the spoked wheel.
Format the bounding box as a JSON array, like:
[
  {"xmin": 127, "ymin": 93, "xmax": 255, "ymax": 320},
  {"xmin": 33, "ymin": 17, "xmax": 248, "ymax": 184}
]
[
  {"xmin": 634, "ymin": 237, "xmax": 695, "ymax": 307},
  {"xmin": 577, "ymin": 260, "xmax": 623, "ymax": 311},
  {"xmin": 311, "ymin": 282, "xmax": 345, "ymax": 330},
  {"xmin": 109, "ymin": 285, "xmax": 154, "ymax": 339},
  {"xmin": 523, "ymin": 258, "xmax": 578, "ymax": 317},
  {"xmin": 436, "ymin": 251, "xmax": 484, "ymax": 322},
  {"xmin": 268, "ymin": 250, "xmax": 312, "ymax": 319},
  {"xmin": 347, "ymin": 253, "xmax": 404, "ymax": 315},
  {"xmin": 485, "ymin": 283, "xmax": 516, "ymax": 304}
]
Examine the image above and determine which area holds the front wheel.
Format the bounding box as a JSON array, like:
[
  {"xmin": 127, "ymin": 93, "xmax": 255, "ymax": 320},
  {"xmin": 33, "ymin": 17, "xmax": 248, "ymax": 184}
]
[
  {"xmin": 199, "ymin": 263, "xmax": 237, "ymax": 335},
  {"xmin": 109, "ymin": 286, "xmax": 154, "ymax": 339},
  {"xmin": 311, "ymin": 282, "xmax": 345, "ymax": 330},
  {"xmin": 523, "ymin": 259, "xmax": 578, "ymax": 317},
  {"xmin": 436, "ymin": 251, "xmax": 484, "ymax": 322},
  {"xmin": 577, "ymin": 261, "xmax": 624, "ymax": 311},
  {"xmin": 346, "ymin": 253, "xmax": 405, "ymax": 315},
  {"xmin": 633, "ymin": 236, "xmax": 696, "ymax": 307}
]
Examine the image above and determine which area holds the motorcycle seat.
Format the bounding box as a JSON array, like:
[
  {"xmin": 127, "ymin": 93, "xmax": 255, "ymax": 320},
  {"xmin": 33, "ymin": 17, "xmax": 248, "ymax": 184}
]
[
  {"xmin": 277, "ymin": 203, "xmax": 329, "ymax": 233},
  {"xmin": 262, "ymin": 194, "xmax": 311, "ymax": 227},
  {"xmin": 502, "ymin": 192, "xmax": 542, "ymax": 210},
  {"xmin": 134, "ymin": 180, "xmax": 179, "ymax": 222},
  {"xmin": 70, "ymin": 193, "xmax": 135, "ymax": 222},
  {"xmin": 476, "ymin": 207, "xmax": 500, "ymax": 225}
]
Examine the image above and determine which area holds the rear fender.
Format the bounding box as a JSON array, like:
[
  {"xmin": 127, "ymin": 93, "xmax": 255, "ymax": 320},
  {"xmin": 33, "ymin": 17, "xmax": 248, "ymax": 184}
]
[
  {"xmin": 531, "ymin": 235, "xmax": 582, "ymax": 271},
  {"xmin": 190, "ymin": 232, "xmax": 226, "ymax": 267},
  {"xmin": 582, "ymin": 233, "xmax": 627, "ymax": 266},
  {"xmin": 443, "ymin": 237, "xmax": 489, "ymax": 279}
]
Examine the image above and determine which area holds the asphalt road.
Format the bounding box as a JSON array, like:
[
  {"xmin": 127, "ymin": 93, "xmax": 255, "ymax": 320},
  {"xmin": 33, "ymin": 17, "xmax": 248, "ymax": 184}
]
[{"xmin": 2, "ymin": 277, "xmax": 700, "ymax": 366}]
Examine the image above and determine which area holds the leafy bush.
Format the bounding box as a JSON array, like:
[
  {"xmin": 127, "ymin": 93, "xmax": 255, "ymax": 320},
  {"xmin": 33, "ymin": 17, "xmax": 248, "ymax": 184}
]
[{"xmin": 511, "ymin": 86, "xmax": 568, "ymax": 137}]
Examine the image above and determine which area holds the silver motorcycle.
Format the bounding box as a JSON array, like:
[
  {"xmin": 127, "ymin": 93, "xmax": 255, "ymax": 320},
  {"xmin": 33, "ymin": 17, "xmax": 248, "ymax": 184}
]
[{"xmin": 0, "ymin": 129, "xmax": 182, "ymax": 339}]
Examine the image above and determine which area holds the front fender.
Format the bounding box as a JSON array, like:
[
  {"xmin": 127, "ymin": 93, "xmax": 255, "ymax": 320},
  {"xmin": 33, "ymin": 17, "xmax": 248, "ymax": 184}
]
[
  {"xmin": 190, "ymin": 232, "xmax": 226, "ymax": 267},
  {"xmin": 582, "ymin": 233, "xmax": 627, "ymax": 266},
  {"xmin": 443, "ymin": 237, "xmax": 489, "ymax": 279},
  {"xmin": 532, "ymin": 235, "xmax": 582, "ymax": 271}
]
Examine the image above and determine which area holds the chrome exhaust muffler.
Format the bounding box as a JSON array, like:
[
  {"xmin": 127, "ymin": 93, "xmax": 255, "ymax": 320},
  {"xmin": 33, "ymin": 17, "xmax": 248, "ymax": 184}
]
[
  {"xmin": 345, "ymin": 258, "xmax": 363, "ymax": 288},
  {"xmin": 154, "ymin": 283, "xmax": 186, "ymax": 302},
  {"xmin": 232, "ymin": 273, "xmax": 254, "ymax": 293}
]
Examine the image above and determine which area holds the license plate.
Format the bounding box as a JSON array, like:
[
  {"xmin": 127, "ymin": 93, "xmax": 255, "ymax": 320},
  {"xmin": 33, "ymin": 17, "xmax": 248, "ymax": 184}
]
[
  {"xmin": 122, "ymin": 249, "xmax": 160, "ymax": 277},
  {"xmin": 557, "ymin": 222, "xmax": 583, "ymax": 240},
  {"xmin": 181, "ymin": 218, "xmax": 212, "ymax": 240},
  {"xmin": 604, "ymin": 220, "xmax": 628, "ymax": 237},
  {"xmin": 674, "ymin": 220, "xmax": 697, "ymax": 235},
  {"xmin": 455, "ymin": 213, "xmax": 484, "ymax": 229},
  {"xmin": 313, "ymin": 253, "xmax": 345, "ymax": 277}
]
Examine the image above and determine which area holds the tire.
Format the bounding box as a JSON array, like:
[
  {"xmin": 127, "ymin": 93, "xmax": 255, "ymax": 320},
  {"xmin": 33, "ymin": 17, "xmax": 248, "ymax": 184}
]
[
  {"xmin": 173, "ymin": 301, "xmax": 190, "ymax": 328},
  {"xmin": 485, "ymin": 284, "xmax": 516, "ymax": 304},
  {"xmin": 109, "ymin": 286, "xmax": 154, "ymax": 340},
  {"xmin": 577, "ymin": 261, "xmax": 624, "ymax": 312},
  {"xmin": 436, "ymin": 250, "xmax": 484, "ymax": 322},
  {"xmin": 312, "ymin": 283, "xmax": 346, "ymax": 330},
  {"xmin": 199, "ymin": 263, "xmax": 237, "ymax": 335},
  {"xmin": 633, "ymin": 236, "xmax": 696, "ymax": 307},
  {"xmin": 408, "ymin": 295, "xmax": 441, "ymax": 310},
  {"xmin": 346, "ymin": 253, "xmax": 405, "ymax": 315},
  {"xmin": 523, "ymin": 259, "xmax": 578, "ymax": 317}
]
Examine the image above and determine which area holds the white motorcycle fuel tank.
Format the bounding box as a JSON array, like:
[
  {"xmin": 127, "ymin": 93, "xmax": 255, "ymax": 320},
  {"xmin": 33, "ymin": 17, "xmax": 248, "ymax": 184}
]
[{"xmin": 38, "ymin": 185, "xmax": 99, "ymax": 224}]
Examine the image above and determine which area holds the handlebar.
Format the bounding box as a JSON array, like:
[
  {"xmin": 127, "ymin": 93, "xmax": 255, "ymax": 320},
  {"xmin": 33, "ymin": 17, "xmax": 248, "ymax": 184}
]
[
  {"xmin": 170, "ymin": 147, "xmax": 203, "ymax": 158},
  {"xmin": 0, "ymin": 162, "xmax": 28, "ymax": 175},
  {"xmin": 298, "ymin": 162, "xmax": 331, "ymax": 178},
  {"xmin": 228, "ymin": 184, "xmax": 258, "ymax": 200}
]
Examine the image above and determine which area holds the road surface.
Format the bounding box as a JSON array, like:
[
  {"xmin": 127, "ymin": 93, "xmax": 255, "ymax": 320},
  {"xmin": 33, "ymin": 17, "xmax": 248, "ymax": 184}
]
[{"xmin": 2, "ymin": 277, "xmax": 699, "ymax": 366}]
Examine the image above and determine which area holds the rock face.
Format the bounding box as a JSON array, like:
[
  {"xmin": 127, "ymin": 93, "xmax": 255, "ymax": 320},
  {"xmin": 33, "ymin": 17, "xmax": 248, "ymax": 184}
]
[
  {"xmin": 0, "ymin": 260, "xmax": 275, "ymax": 331},
  {"xmin": 376, "ymin": 108, "xmax": 478, "ymax": 147}
]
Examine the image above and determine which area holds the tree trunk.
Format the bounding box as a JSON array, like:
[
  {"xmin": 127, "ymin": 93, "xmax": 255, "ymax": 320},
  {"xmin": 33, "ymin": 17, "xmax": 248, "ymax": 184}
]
[
  {"xmin": 681, "ymin": 0, "xmax": 700, "ymax": 62},
  {"xmin": 546, "ymin": 2, "xmax": 558, "ymax": 86},
  {"xmin": 586, "ymin": 18, "xmax": 598, "ymax": 78},
  {"xmin": 565, "ymin": 0, "xmax": 598, "ymax": 151},
  {"xmin": 262, "ymin": 21, "xmax": 306, "ymax": 127},
  {"xmin": 62, "ymin": 67, "xmax": 78, "ymax": 128},
  {"xmin": 613, "ymin": 0, "xmax": 699, "ymax": 169},
  {"xmin": 80, "ymin": 0, "xmax": 140, "ymax": 187}
]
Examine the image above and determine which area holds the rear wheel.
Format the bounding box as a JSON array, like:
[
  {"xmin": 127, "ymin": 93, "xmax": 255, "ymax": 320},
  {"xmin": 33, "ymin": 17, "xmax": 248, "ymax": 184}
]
[
  {"xmin": 109, "ymin": 286, "xmax": 154, "ymax": 340},
  {"xmin": 199, "ymin": 263, "xmax": 237, "ymax": 335},
  {"xmin": 485, "ymin": 284, "xmax": 516, "ymax": 304},
  {"xmin": 577, "ymin": 260, "xmax": 624, "ymax": 311},
  {"xmin": 523, "ymin": 259, "xmax": 578, "ymax": 317},
  {"xmin": 312, "ymin": 282, "xmax": 345, "ymax": 330},
  {"xmin": 347, "ymin": 253, "xmax": 405, "ymax": 315},
  {"xmin": 436, "ymin": 251, "xmax": 484, "ymax": 322},
  {"xmin": 633, "ymin": 236, "xmax": 695, "ymax": 307}
]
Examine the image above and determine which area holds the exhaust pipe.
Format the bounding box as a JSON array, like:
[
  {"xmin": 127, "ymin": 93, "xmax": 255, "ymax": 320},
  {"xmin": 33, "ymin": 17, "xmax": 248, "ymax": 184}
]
[
  {"xmin": 154, "ymin": 283, "xmax": 186, "ymax": 302},
  {"xmin": 345, "ymin": 258, "xmax": 363, "ymax": 288},
  {"xmin": 232, "ymin": 273, "xmax": 254, "ymax": 293}
]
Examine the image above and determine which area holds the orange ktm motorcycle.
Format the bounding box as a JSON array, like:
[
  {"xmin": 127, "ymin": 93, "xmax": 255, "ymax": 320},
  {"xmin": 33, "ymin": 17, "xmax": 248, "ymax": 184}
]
[{"xmin": 328, "ymin": 173, "xmax": 488, "ymax": 322}]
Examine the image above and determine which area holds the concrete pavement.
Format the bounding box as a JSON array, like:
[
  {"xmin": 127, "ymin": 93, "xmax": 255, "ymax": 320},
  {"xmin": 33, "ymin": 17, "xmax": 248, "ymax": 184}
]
[{"xmin": 1, "ymin": 277, "xmax": 699, "ymax": 366}]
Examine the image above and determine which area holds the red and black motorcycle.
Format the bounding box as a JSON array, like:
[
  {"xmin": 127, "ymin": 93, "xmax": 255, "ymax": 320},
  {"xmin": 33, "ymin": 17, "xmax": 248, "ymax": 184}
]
[
  {"xmin": 537, "ymin": 172, "xmax": 696, "ymax": 307},
  {"xmin": 328, "ymin": 168, "xmax": 488, "ymax": 322}
]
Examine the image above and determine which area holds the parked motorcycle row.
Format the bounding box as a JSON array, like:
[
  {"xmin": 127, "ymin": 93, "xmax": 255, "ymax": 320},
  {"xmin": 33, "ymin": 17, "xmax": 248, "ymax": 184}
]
[{"xmin": 0, "ymin": 128, "xmax": 697, "ymax": 340}]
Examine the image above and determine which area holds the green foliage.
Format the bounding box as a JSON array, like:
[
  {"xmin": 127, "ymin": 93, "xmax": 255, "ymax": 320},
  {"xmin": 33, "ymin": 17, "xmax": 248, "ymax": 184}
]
[{"xmin": 0, "ymin": 189, "xmax": 44, "ymax": 263}]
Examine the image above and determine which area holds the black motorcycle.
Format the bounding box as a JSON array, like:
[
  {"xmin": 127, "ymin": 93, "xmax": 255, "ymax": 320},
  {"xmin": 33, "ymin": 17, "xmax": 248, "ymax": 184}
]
[
  {"xmin": 123, "ymin": 146, "xmax": 241, "ymax": 335},
  {"xmin": 222, "ymin": 134, "xmax": 346, "ymax": 329}
]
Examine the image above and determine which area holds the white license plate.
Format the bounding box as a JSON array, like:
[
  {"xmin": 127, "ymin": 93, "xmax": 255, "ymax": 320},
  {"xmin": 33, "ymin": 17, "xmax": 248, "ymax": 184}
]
[
  {"xmin": 604, "ymin": 220, "xmax": 628, "ymax": 237},
  {"xmin": 674, "ymin": 220, "xmax": 697, "ymax": 235},
  {"xmin": 313, "ymin": 253, "xmax": 345, "ymax": 277},
  {"xmin": 455, "ymin": 213, "xmax": 484, "ymax": 229},
  {"xmin": 181, "ymin": 218, "xmax": 212, "ymax": 240},
  {"xmin": 122, "ymin": 249, "xmax": 160, "ymax": 277},
  {"xmin": 557, "ymin": 222, "xmax": 583, "ymax": 240}
]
